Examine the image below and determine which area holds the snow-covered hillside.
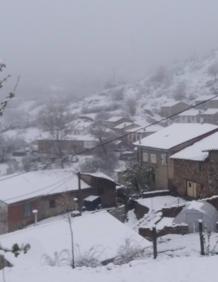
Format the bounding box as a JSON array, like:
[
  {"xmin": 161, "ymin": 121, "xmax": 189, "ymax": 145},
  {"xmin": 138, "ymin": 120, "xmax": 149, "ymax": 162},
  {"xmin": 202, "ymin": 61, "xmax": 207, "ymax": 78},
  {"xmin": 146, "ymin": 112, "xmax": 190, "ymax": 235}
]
[{"xmin": 3, "ymin": 49, "xmax": 218, "ymax": 135}]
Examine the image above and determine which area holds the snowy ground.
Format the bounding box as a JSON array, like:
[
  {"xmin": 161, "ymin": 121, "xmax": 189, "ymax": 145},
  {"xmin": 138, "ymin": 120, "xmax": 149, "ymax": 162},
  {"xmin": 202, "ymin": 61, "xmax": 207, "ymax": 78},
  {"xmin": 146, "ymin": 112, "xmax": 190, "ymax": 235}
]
[
  {"xmin": 136, "ymin": 195, "xmax": 186, "ymax": 212},
  {"xmin": 2, "ymin": 232, "xmax": 218, "ymax": 282},
  {"xmin": 0, "ymin": 211, "xmax": 150, "ymax": 265},
  {"xmin": 1, "ymin": 198, "xmax": 218, "ymax": 282}
]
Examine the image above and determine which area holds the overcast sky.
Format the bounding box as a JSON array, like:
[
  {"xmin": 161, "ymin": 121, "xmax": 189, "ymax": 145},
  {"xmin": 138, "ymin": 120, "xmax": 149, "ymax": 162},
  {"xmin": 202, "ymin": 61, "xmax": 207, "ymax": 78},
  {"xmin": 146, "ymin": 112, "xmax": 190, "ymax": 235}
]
[{"xmin": 1, "ymin": 0, "xmax": 218, "ymax": 97}]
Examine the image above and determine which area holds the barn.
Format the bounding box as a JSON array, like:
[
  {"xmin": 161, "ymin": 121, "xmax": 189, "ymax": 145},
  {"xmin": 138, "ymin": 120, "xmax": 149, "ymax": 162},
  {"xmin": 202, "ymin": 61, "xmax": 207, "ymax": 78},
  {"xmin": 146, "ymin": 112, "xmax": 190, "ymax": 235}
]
[{"xmin": 0, "ymin": 169, "xmax": 95, "ymax": 234}]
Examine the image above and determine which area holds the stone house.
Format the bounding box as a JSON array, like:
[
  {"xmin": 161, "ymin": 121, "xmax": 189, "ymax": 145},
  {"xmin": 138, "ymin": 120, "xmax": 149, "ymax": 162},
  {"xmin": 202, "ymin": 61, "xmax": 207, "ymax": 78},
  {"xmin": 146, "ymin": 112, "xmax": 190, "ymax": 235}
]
[
  {"xmin": 170, "ymin": 132, "xmax": 218, "ymax": 198},
  {"xmin": 106, "ymin": 116, "xmax": 132, "ymax": 128},
  {"xmin": 37, "ymin": 135, "xmax": 98, "ymax": 156},
  {"xmin": 160, "ymin": 101, "xmax": 189, "ymax": 117},
  {"xmin": 176, "ymin": 109, "xmax": 201, "ymax": 123},
  {"xmin": 80, "ymin": 172, "xmax": 117, "ymax": 208},
  {"xmin": 134, "ymin": 123, "xmax": 218, "ymax": 190},
  {"xmin": 0, "ymin": 169, "xmax": 94, "ymax": 233},
  {"xmin": 196, "ymin": 96, "xmax": 218, "ymax": 109},
  {"xmin": 201, "ymin": 108, "xmax": 218, "ymax": 125}
]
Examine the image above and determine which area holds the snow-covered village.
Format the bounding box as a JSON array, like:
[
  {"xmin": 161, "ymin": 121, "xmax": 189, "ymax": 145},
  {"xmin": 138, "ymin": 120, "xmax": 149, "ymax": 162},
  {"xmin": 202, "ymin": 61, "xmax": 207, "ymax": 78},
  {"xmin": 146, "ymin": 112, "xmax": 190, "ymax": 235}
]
[{"xmin": 1, "ymin": 1, "xmax": 218, "ymax": 282}]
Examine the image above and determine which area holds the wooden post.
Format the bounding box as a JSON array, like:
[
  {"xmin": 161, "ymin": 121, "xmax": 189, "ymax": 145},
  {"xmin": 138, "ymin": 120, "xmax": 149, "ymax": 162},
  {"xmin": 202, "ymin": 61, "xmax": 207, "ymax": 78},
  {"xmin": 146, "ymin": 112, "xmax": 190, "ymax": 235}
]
[
  {"xmin": 199, "ymin": 220, "xmax": 205, "ymax": 256},
  {"xmin": 152, "ymin": 226, "xmax": 157, "ymax": 259},
  {"xmin": 77, "ymin": 172, "xmax": 82, "ymax": 214}
]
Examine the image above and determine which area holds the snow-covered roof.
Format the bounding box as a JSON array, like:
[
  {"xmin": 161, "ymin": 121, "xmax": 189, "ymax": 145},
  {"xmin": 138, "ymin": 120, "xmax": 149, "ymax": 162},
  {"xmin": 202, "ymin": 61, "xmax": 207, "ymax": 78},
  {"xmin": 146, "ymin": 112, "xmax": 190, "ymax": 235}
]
[
  {"xmin": 162, "ymin": 101, "xmax": 187, "ymax": 107},
  {"xmin": 114, "ymin": 122, "xmax": 134, "ymax": 130},
  {"xmin": 196, "ymin": 95, "xmax": 218, "ymax": 102},
  {"xmin": 81, "ymin": 171, "xmax": 116, "ymax": 183},
  {"xmin": 170, "ymin": 132, "xmax": 218, "ymax": 161},
  {"xmin": 178, "ymin": 109, "xmax": 200, "ymax": 116},
  {"xmin": 0, "ymin": 169, "xmax": 90, "ymax": 204},
  {"xmin": 125, "ymin": 126, "xmax": 143, "ymax": 133},
  {"xmin": 67, "ymin": 134, "xmax": 97, "ymax": 141},
  {"xmin": 134, "ymin": 123, "xmax": 218, "ymax": 150},
  {"xmin": 202, "ymin": 108, "xmax": 218, "ymax": 115},
  {"xmin": 3, "ymin": 127, "xmax": 50, "ymax": 143},
  {"xmin": 107, "ymin": 116, "xmax": 125, "ymax": 123},
  {"xmin": 84, "ymin": 195, "xmax": 100, "ymax": 202},
  {"xmin": 38, "ymin": 134, "xmax": 97, "ymax": 142}
]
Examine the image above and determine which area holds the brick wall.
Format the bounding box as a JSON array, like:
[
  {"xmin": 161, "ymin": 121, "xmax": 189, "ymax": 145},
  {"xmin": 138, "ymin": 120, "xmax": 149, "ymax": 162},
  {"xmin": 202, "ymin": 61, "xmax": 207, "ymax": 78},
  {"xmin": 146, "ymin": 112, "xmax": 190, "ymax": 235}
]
[{"xmin": 7, "ymin": 187, "xmax": 97, "ymax": 232}]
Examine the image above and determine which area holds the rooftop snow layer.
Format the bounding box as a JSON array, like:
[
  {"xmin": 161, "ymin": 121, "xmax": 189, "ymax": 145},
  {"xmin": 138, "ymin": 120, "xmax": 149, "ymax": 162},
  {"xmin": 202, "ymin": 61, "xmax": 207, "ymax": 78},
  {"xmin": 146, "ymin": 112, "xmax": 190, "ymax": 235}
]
[
  {"xmin": 203, "ymin": 108, "xmax": 218, "ymax": 115},
  {"xmin": 134, "ymin": 123, "xmax": 218, "ymax": 150},
  {"xmin": 170, "ymin": 132, "xmax": 218, "ymax": 161},
  {"xmin": 178, "ymin": 109, "xmax": 200, "ymax": 116},
  {"xmin": 81, "ymin": 171, "xmax": 116, "ymax": 183},
  {"xmin": 114, "ymin": 122, "xmax": 134, "ymax": 130},
  {"xmin": 0, "ymin": 169, "xmax": 90, "ymax": 204},
  {"xmin": 107, "ymin": 116, "xmax": 125, "ymax": 123}
]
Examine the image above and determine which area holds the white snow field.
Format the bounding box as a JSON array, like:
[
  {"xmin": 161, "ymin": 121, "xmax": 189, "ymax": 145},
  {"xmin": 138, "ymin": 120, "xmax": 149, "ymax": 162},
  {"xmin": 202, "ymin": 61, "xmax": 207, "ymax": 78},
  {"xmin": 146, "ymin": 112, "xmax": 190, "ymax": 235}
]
[
  {"xmin": 2, "ymin": 241, "xmax": 218, "ymax": 282},
  {"xmin": 1, "ymin": 210, "xmax": 218, "ymax": 281},
  {"xmin": 0, "ymin": 210, "xmax": 150, "ymax": 264}
]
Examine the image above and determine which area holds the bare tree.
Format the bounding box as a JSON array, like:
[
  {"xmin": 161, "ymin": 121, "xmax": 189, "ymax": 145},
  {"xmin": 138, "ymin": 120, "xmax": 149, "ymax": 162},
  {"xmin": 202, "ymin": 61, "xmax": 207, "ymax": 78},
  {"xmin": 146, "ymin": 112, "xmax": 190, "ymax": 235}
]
[
  {"xmin": 150, "ymin": 65, "xmax": 172, "ymax": 88},
  {"xmin": 38, "ymin": 99, "xmax": 73, "ymax": 167},
  {"xmin": 0, "ymin": 62, "xmax": 17, "ymax": 116},
  {"xmin": 174, "ymin": 81, "xmax": 187, "ymax": 100},
  {"xmin": 208, "ymin": 61, "xmax": 218, "ymax": 81},
  {"xmin": 87, "ymin": 118, "xmax": 118, "ymax": 174},
  {"xmin": 0, "ymin": 136, "xmax": 26, "ymax": 163},
  {"xmin": 114, "ymin": 239, "xmax": 146, "ymax": 265},
  {"xmin": 125, "ymin": 97, "xmax": 137, "ymax": 116}
]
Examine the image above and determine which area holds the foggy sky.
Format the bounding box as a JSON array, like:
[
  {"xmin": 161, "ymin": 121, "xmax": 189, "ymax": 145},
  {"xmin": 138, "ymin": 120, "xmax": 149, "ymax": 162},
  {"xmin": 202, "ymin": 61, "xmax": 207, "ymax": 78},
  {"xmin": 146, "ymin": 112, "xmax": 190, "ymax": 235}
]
[{"xmin": 1, "ymin": 0, "xmax": 218, "ymax": 98}]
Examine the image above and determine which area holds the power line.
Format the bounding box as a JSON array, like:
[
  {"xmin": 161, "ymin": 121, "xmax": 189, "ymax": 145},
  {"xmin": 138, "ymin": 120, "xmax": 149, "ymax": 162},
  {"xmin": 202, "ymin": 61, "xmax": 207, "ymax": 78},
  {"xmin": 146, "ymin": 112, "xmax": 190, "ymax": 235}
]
[{"xmin": 73, "ymin": 91, "xmax": 218, "ymax": 155}]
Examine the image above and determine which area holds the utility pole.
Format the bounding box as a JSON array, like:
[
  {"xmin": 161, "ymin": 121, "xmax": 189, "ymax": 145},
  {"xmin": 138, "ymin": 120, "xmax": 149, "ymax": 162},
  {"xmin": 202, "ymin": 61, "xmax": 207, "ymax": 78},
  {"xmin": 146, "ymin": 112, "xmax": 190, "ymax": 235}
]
[{"xmin": 77, "ymin": 172, "xmax": 82, "ymax": 214}]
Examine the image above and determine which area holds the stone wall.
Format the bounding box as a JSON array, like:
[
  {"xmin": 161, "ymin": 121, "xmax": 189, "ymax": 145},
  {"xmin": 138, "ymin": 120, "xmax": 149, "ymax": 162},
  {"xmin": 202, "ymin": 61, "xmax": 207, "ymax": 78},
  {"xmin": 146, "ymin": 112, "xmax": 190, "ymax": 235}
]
[
  {"xmin": 171, "ymin": 159, "xmax": 209, "ymax": 198},
  {"xmin": 172, "ymin": 151, "xmax": 218, "ymax": 198},
  {"xmin": 139, "ymin": 224, "xmax": 189, "ymax": 239},
  {"xmin": 133, "ymin": 201, "xmax": 149, "ymax": 219},
  {"xmin": 161, "ymin": 205, "xmax": 185, "ymax": 217}
]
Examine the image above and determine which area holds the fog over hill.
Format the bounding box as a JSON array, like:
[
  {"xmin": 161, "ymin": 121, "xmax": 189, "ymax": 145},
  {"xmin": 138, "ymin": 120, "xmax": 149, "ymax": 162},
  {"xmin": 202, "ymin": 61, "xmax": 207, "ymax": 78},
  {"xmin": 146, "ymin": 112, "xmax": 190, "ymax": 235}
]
[
  {"xmin": 1, "ymin": 0, "xmax": 218, "ymax": 98},
  {"xmin": 2, "ymin": 49, "xmax": 218, "ymax": 135}
]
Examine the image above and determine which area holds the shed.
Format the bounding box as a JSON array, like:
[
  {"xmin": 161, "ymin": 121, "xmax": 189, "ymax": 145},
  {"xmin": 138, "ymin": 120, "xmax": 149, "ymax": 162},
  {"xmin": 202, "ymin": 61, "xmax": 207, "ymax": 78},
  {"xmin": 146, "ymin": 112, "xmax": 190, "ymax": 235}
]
[
  {"xmin": 83, "ymin": 195, "xmax": 101, "ymax": 211},
  {"xmin": 173, "ymin": 201, "xmax": 218, "ymax": 232},
  {"xmin": 80, "ymin": 172, "xmax": 117, "ymax": 207},
  {"xmin": 0, "ymin": 169, "xmax": 94, "ymax": 233}
]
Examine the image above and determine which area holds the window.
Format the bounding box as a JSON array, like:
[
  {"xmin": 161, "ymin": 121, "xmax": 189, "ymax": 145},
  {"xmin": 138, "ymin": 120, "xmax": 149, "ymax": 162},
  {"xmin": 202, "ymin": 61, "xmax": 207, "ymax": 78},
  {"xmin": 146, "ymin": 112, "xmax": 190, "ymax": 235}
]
[
  {"xmin": 142, "ymin": 152, "xmax": 149, "ymax": 162},
  {"xmin": 24, "ymin": 202, "xmax": 32, "ymax": 217},
  {"xmin": 49, "ymin": 199, "xmax": 56, "ymax": 208},
  {"xmin": 198, "ymin": 163, "xmax": 203, "ymax": 172},
  {"xmin": 161, "ymin": 153, "xmax": 167, "ymax": 165},
  {"xmin": 150, "ymin": 153, "xmax": 157, "ymax": 164}
]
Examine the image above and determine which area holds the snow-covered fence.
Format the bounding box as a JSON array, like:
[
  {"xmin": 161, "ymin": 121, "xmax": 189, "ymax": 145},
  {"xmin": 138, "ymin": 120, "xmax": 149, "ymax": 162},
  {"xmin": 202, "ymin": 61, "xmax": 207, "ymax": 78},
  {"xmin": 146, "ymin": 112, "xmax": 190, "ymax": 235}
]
[{"xmin": 139, "ymin": 224, "xmax": 189, "ymax": 239}]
